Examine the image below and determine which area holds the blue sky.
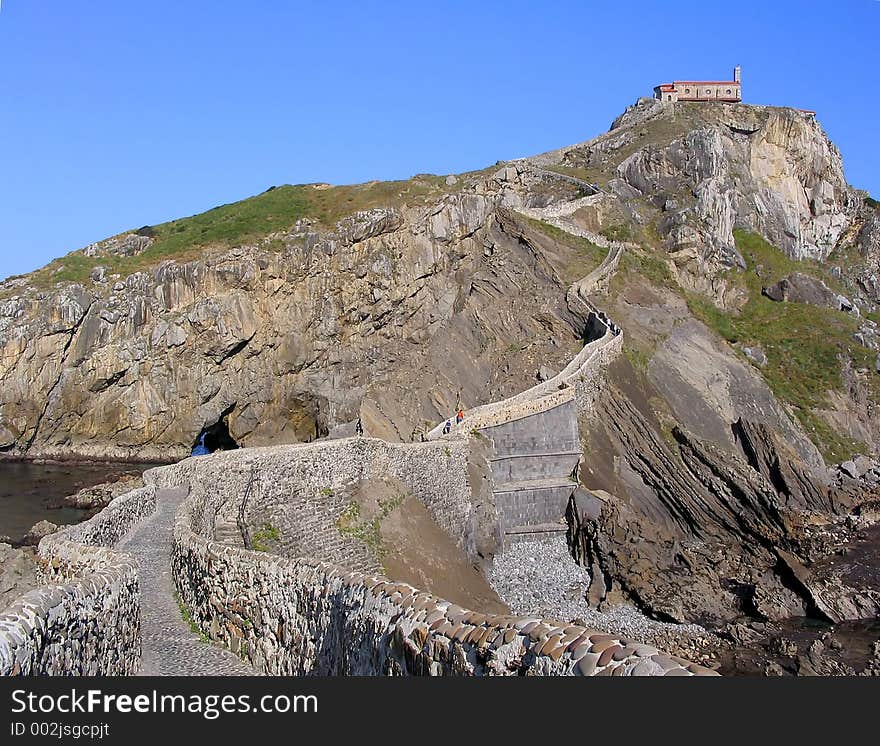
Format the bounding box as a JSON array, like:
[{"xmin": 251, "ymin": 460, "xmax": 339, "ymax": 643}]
[{"xmin": 0, "ymin": 0, "xmax": 878, "ymax": 279}]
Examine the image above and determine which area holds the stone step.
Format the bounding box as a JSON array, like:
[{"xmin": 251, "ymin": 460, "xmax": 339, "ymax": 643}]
[
  {"xmin": 503, "ymin": 523, "xmax": 569, "ymax": 547},
  {"xmin": 213, "ymin": 519, "xmax": 243, "ymax": 547},
  {"xmin": 490, "ymin": 452, "xmax": 581, "ymax": 484},
  {"xmin": 490, "ymin": 449, "xmax": 583, "ymax": 461},
  {"xmin": 505, "ymin": 522, "xmax": 567, "ymax": 535},
  {"xmin": 494, "ymin": 477, "xmax": 577, "ymax": 494}
]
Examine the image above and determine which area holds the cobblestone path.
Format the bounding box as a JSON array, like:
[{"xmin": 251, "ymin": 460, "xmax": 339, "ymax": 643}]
[{"xmin": 118, "ymin": 487, "xmax": 256, "ymax": 676}]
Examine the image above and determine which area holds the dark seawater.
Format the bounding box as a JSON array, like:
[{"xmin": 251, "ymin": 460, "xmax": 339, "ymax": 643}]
[{"xmin": 0, "ymin": 461, "xmax": 153, "ymax": 543}]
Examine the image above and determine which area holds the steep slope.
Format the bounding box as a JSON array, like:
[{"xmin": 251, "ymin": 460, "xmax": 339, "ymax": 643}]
[
  {"xmin": 523, "ymin": 99, "xmax": 880, "ymax": 462},
  {"xmin": 1, "ymin": 99, "xmax": 877, "ymax": 467},
  {"xmin": 2, "ymin": 97, "xmax": 879, "ymax": 668},
  {"xmin": 531, "ymin": 101, "xmax": 880, "ymax": 637},
  {"xmin": 0, "ymin": 169, "xmax": 598, "ymax": 460}
]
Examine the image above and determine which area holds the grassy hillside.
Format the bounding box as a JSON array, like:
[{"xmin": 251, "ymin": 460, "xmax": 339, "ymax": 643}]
[
  {"xmin": 21, "ymin": 168, "xmax": 496, "ymax": 289},
  {"xmin": 687, "ymin": 231, "xmax": 873, "ymax": 462}
]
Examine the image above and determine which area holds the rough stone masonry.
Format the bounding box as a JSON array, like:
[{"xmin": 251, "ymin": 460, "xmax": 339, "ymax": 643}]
[{"xmin": 148, "ymin": 437, "xmax": 716, "ymax": 676}]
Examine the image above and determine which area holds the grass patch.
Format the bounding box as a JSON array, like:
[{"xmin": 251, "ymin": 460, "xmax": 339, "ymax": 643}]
[
  {"xmin": 251, "ymin": 522, "xmax": 281, "ymax": 552},
  {"xmin": 174, "ymin": 590, "xmax": 209, "ymax": 642},
  {"xmin": 546, "ymin": 164, "xmax": 608, "ymax": 189},
  {"xmin": 623, "ymin": 343, "xmax": 653, "ymax": 373},
  {"xmin": 600, "ymin": 223, "xmax": 634, "ymax": 243},
  {"xmin": 612, "ymin": 248, "xmax": 676, "ymax": 294},
  {"xmin": 335, "ymin": 491, "xmax": 407, "ymax": 557},
  {"xmin": 523, "ymin": 217, "xmax": 608, "ymax": 283},
  {"xmin": 686, "ymin": 230, "xmax": 870, "ymax": 461},
  {"xmin": 21, "ymin": 166, "xmax": 499, "ymax": 289}
]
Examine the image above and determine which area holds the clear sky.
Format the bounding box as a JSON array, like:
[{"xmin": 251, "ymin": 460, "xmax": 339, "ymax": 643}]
[{"xmin": 0, "ymin": 0, "xmax": 878, "ymax": 280}]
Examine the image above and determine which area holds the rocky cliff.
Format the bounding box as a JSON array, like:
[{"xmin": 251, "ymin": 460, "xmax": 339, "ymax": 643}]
[
  {"xmin": 2, "ymin": 100, "xmax": 877, "ymax": 464},
  {"xmin": 2, "ymin": 99, "xmax": 880, "ymax": 662},
  {"xmin": 0, "ymin": 174, "xmax": 596, "ymax": 460}
]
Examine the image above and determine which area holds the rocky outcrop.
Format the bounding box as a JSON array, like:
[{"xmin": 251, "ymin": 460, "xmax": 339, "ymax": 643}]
[
  {"xmin": 62, "ymin": 473, "xmax": 145, "ymax": 510},
  {"xmin": 0, "ymin": 544, "xmax": 39, "ymax": 613},
  {"xmin": 0, "ymin": 179, "xmax": 598, "ymax": 460},
  {"xmin": 732, "ymin": 418, "xmax": 835, "ymax": 514},
  {"xmin": 536, "ymin": 101, "xmax": 868, "ymax": 285},
  {"xmin": 574, "ymin": 379, "xmax": 877, "ymax": 628},
  {"xmin": 762, "ymin": 272, "xmax": 853, "ymax": 311},
  {"xmin": 2, "ymin": 101, "xmax": 875, "ymax": 462}
]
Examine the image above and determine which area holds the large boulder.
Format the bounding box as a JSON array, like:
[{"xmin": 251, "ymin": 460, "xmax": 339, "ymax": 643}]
[{"xmin": 762, "ymin": 272, "xmax": 853, "ymax": 311}]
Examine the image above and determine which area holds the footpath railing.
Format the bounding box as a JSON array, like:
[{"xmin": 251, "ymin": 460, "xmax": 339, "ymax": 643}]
[
  {"xmin": 0, "ymin": 485, "xmax": 157, "ymax": 675},
  {"xmin": 161, "ymin": 441, "xmax": 717, "ymax": 677}
]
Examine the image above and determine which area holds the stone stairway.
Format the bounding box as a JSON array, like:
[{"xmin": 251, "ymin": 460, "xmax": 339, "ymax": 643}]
[
  {"xmin": 479, "ymin": 398, "xmax": 582, "ymax": 550},
  {"xmin": 213, "ymin": 516, "xmax": 244, "ymax": 548},
  {"xmin": 425, "ymin": 189, "xmax": 625, "ymax": 551},
  {"xmin": 493, "ymin": 478, "xmax": 576, "ymax": 544}
]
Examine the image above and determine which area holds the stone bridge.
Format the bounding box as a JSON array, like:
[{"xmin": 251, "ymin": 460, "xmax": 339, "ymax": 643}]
[
  {"xmin": 0, "ymin": 192, "xmax": 717, "ymax": 677},
  {"xmin": 0, "ymin": 438, "xmax": 717, "ymax": 677},
  {"xmin": 427, "ymin": 217, "xmax": 625, "ymax": 550}
]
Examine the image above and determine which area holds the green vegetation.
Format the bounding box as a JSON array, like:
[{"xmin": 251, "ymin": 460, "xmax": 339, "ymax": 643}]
[
  {"xmin": 686, "ymin": 230, "xmax": 870, "ymax": 462},
  {"xmin": 612, "ymin": 247, "xmax": 675, "ymax": 294},
  {"xmin": 335, "ymin": 492, "xmax": 407, "ymax": 557},
  {"xmin": 173, "ymin": 590, "xmax": 209, "ymax": 642},
  {"xmin": 524, "ymin": 217, "xmax": 608, "ymax": 283},
  {"xmin": 599, "ymin": 223, "xmax": 634, "ymax": 243},
  {"xmin": 865, "ymin": 195, "xmax": 880, "ymax": 210},
  {"xmin": 251, "ymin": 522, "xmax": 281, "ymax": 552},
  {"xmin": 23, "ymin": 167, "xmax": 498, "ymax": 290},
  {"xmin": 546, "ymin": 164, "xmax": 608, "ymax": 189},
  {"xmin": 623, "ymin": 343, "xmax": 652, "ymax": 373}
]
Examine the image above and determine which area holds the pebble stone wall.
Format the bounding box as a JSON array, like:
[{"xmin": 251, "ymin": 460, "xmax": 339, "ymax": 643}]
[
  {"xmin": 158, "ymin": 443, "xmax": 718, "ymax": 676},
  {"xmin": 0, "ymin": 486, "xmax": 157, "ymax": 676}
]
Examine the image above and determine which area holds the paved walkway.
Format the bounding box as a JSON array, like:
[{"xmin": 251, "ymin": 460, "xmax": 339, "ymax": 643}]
[{"xmin": 117, "ymin": 487, "xmax": 256, "ymax": 676}]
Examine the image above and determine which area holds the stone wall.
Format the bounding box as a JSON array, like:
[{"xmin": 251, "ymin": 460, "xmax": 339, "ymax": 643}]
[
  {"xmin": 246, "ymin": 477, "xmax": 382, "ymax": 574},
  {"xmin": 0, "ymin": 486, "xmax": 156, "ymax": 676},
  {"xmin": 427, "ymin": 312, "xmax": 621, "ymax": 439},
  {"xmin": 166, "ymin": 450, "xmax": 716, "ymax": 676},
  {"xmin": 477, "ymin": 396, "xmax": 581, "ymax": 549},
  {"xmin": 147, "ymin": 437, "xmax": 476, "ymax": 556}
]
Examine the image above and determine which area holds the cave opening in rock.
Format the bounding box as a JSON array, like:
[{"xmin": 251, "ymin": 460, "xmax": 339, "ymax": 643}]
[{"xmin": 192, "ymin": 405, "xmax": 240, "ymax": 454}]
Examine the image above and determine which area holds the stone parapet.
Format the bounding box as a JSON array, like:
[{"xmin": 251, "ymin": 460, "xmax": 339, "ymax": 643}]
[
  {"xmin": 168, "ymin": 458, "xmax": 716, "ymax": 676},
  {"xmin": 147, "ymin": 437, "xmax": 475, "ymax": 556},
  {"xmin": 0, "ymin": 485, "xmax": 156, "ymax": 676}
]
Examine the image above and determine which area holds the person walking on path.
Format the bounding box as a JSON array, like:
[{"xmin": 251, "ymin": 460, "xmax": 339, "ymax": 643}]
[
  {"xmin": 442, "ymin": 419, "xmax": 452, "ymax": 435},
  {"xmin": 456, "ymin": 409, "xmax": 464, "ymax": 424},
  {"xmin": 355, "ymin": 417, "xmax": 364, "ymax": 436}
]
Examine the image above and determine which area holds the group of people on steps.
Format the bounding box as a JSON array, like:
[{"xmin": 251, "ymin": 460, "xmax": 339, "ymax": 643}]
[{"xmin": 354, "ymin": 406, "xmax": 465, "ymax": 440}]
